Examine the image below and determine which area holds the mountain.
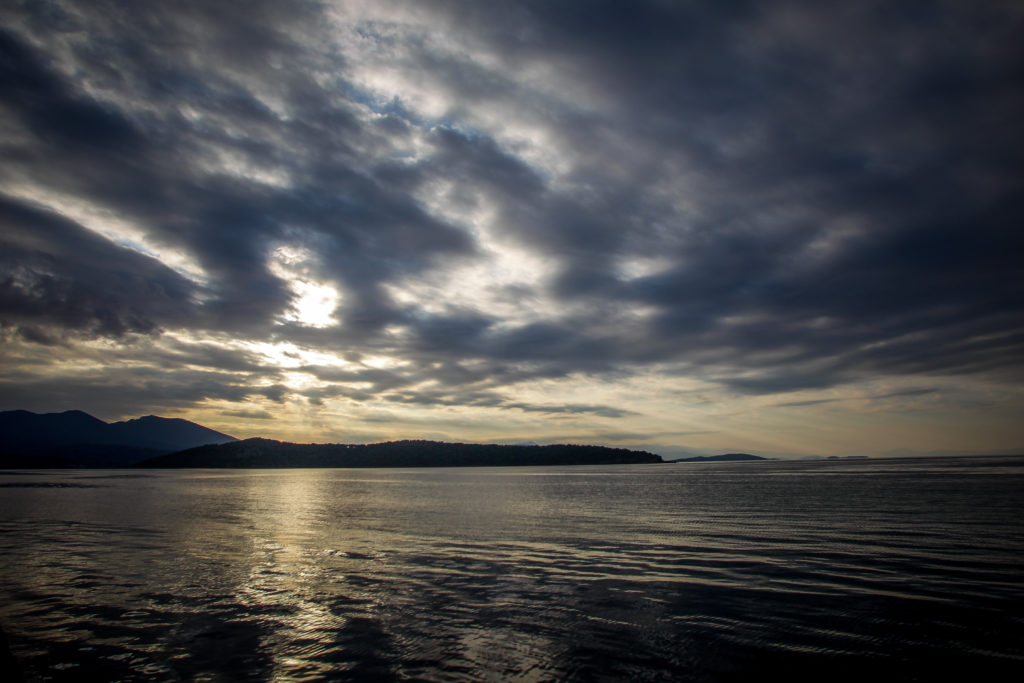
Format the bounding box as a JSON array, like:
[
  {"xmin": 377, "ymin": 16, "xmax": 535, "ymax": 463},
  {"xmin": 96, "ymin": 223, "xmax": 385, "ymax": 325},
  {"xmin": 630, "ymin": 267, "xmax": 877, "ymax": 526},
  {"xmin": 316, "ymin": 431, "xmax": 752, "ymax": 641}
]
[
  {"xmin": 137, "ymin": 438, "xmax": 664, "ymax": 468},
  {"xmin": 669, "ymin": 453, "xmax": 766, "ymax": 463},
  {"xmin": 0, "ymin": 410, "xmax": 237, "ymax": 467},
  {"xmin": 105, "ymin": 415, "xmax": 236, "ymax": 451},
  {"xmin": 2, "ymin": 410, "xmax": 663, "ymax": 469},
  {"xmin": 0, "ymin": 409, "xmax": 110, "ymax": 450}
]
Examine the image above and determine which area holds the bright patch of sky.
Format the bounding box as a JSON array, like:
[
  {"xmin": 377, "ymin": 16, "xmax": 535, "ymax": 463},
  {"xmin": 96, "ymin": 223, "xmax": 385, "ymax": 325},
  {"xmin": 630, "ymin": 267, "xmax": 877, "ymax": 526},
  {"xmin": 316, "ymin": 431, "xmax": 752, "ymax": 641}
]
[
  {"xmin": 2, "ymin": 0, "xmax": 1021, "ymax": 458},
  {"xmin": 267, "ymin": 245, "xmax": 342, "ymax": 328},
  {"xmin": 6, "ymin": 186, "xmax": 210, "ymax": 286}
]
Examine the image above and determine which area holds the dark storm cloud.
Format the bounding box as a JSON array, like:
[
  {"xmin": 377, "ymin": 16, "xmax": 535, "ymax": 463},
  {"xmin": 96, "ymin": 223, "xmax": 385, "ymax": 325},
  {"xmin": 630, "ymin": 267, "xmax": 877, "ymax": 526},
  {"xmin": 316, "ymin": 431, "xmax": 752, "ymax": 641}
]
[
  {"xmin": 410, "ymin": 1, "xmax": 1024, "ymax": 377},
  {"xmin": 1, "ymin": 0, "xmax": 1022, "ymax": 417},
  {"xmin": 1, "ymin": 0, "xmax": 473, "ymax": 342},
  {"xmin": 0, "ymin": 27, "xmax": 144, "ymax": 153},
  {"xmin": 0, "ymin": 194, "xmax": 199, "ymax": 339}
]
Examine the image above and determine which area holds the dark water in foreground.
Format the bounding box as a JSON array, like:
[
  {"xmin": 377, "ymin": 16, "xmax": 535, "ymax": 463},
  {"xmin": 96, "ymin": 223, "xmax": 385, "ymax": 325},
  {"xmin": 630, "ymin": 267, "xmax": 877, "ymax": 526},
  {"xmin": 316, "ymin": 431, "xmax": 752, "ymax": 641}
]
[{"xmin": 1, "ymin": 457, "xmax": 1022, "ymax": 681}]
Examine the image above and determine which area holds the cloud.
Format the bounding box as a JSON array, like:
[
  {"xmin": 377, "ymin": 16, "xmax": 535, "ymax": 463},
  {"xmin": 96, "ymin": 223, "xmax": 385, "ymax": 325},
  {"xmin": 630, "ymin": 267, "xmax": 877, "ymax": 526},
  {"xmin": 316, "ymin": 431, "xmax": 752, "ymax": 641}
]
[
  {"xmin": 0, "ymin": 195, "xmax": 200, "ymax": 339},
  {"xmin": 0, "ymin": 1, "xmax": 1021, "ymax": 452},
  {"xmin": 492, "ymin": 402, "xmax": 637, "ymax": 419},
  {"xmin": 0, "ymin": 362, "xmax": 260, "ymax": 418},
  {"xmin": 220, "ymin": 409, "xmax": 275, "ymax": 420},
  {"xmin": 776, "ymin": 398, "xmax": 842, "ymax": 408},
  {"xmin": 872, "ymin": 388, "xmax": 938, "ymax": 400}
]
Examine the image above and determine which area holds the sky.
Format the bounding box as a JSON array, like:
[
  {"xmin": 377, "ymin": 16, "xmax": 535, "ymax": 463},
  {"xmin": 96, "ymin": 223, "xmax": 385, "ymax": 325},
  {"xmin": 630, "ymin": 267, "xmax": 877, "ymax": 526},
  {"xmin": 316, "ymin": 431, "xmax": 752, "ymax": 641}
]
[{"xmin": 1, "ymin": 0, "xmax": 1022, "ymax": 458}]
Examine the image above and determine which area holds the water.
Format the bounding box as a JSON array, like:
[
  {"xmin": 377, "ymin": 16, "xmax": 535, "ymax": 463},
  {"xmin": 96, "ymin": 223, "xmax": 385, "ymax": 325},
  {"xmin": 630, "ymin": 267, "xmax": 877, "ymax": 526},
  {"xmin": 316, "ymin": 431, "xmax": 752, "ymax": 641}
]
[{"xmin": 1, "ymin": 457, "xmax": 1022, "ymax": 681}]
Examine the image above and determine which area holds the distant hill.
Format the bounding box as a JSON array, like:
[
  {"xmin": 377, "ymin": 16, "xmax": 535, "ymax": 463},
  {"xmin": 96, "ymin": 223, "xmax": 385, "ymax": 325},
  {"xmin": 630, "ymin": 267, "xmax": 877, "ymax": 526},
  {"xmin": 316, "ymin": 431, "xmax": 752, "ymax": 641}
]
[
  {"xmin": 669, "ymin": 453, "xmax": 765, "ymax": 463},
  {"xmin": 137, "ymin": 438, "xmax": 664, "ymax": 468},
  {"xmin": 0, "ymin": 410, "xmax": 237, "ymax": 467}
]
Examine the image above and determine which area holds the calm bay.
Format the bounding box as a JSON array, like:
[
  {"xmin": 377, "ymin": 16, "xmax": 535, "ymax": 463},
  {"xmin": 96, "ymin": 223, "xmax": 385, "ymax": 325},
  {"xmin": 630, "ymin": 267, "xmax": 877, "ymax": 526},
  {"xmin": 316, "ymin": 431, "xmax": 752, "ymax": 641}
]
[{"xmin": 1, "ymin": 456, "xmax": 1022, "ymax": 681}]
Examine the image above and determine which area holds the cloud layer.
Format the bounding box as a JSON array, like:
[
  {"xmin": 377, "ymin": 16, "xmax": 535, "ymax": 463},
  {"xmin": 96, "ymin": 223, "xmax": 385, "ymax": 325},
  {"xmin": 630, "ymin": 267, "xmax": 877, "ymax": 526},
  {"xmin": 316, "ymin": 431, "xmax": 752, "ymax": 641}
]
[{"xmin": 2, "ymin": 1, "xmax": 1022, "ymax": 454}]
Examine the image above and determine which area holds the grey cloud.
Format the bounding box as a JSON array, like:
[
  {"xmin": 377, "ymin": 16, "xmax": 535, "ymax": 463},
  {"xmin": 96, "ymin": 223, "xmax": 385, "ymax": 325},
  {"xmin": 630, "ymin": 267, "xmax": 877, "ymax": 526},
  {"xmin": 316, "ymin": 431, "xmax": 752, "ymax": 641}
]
[
  {"xmin": 716, "ymin": 371, "xmax": 845, "ymax": 396},
  {"xmin": 502, "ymin": 402, "xmax": 638, "ymax": 419},
  {"xmin": 0, "ymin": 195, "xmax": 199, "ymax": 339},
  {"xmin": 872, "ymin": 388, "xmax": 938, "ymax": 400},
  {"xmin": 152, "ymin": 341, "xmax": 269, "ymax": 374},
  {"xmin": 776, "ymin": 398, "xmax": 842, "ymax": 408},
  {"xmin": 221, "ymin": 409, "xmax": 275, "ymax": 420},
  {"xmin": 1, "ymin": 0, "xmax": 1021, "ymax": 418},
  {"xmin": 380, "ymin": 389, "xmax": 633, "ymax": 419},
  {"xmin": 409, "ymin": 0, "xmax": 1024, "ymax": 385},
  {"xmin": 776, "ymin": 388, "xmax": 938, "ymax": 408},
  {"xmin": 299, "ymin": 365, "xmax": 413, "ymax": 395},
  {"xmin": 255, "ymin": 384, "xmax": 290, "ymax": 403},
  {"xmin": 0, "ymin": 364, "xmax": 261, "ymax": 419},
  {"xmin": 1, "ymin": 2, "xmax": 474, "ymax": 341}
]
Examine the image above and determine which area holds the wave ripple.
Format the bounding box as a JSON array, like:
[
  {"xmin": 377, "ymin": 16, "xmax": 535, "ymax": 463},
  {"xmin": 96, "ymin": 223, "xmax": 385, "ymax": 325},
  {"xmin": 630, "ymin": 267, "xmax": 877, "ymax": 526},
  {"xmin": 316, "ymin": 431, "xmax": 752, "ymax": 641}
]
[{"xmin": 1, "ymin": 457, "xmax": 1023, "ymax": 681}]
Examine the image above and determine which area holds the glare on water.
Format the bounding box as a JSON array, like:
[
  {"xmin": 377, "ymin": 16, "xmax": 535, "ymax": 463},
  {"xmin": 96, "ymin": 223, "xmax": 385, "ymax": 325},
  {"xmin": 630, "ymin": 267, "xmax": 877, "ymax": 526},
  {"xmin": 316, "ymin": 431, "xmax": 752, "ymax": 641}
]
[{"xmin": 1, "ymin": 458, "xmax": 1022, "ymax": 681}]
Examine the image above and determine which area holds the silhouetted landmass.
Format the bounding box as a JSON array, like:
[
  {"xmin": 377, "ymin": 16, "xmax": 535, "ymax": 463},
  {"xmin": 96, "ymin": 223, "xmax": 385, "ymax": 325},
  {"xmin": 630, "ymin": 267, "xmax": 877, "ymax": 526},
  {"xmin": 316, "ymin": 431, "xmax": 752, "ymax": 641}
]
[
  {"xmin": 137, "ymin": 438, "xmax": 664, "ymax": 468},
  {"xmin": 669, "ymin": 453, "xmax": 765, "ymax": 462},
  {"xmin": 0, "ymin": 410, "xmax": 236, "ymax": 467},
  {"xmin": 1, "ymin": 409, "xmax": 663, "ymax": 469},
  {"xmin": 0, "ymin": 445, "xmax": 165, "ymax": 469}
]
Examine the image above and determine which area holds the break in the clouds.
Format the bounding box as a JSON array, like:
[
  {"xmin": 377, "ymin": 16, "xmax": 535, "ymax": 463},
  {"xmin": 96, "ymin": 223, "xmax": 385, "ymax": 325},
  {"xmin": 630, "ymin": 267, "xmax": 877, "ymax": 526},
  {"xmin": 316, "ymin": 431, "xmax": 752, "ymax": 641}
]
[{"xmin": 2, "ymin": 0, "xmax": 1022, "ymax": 456}]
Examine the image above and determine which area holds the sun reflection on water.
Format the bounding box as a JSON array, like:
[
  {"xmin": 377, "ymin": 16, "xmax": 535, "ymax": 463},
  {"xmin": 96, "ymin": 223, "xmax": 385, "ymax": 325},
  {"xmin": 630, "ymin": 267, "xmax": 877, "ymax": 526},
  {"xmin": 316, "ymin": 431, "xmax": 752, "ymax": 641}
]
[
  {"xmin": 2, "ymin": 461, "xmax": 1022, "ymax": 681},
  {"xmin": 235, "ymin": 471, "xmax": 352, "ymax": 679}
]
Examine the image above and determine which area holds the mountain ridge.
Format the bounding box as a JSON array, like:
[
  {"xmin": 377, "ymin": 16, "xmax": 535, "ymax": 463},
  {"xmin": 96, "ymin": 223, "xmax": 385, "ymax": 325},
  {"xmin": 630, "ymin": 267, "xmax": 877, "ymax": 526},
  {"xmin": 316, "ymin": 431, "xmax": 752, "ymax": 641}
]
[
  {"xmin": 1, "ymin": 411, "xmax": 664, "ymax": 468},
  {"xmin": 136, "ymin": 437, "xmax": 664, "ymax": 468},
  {"xmin": 0, "ymin": 410, "xmax": 237, "ymax": 467}
]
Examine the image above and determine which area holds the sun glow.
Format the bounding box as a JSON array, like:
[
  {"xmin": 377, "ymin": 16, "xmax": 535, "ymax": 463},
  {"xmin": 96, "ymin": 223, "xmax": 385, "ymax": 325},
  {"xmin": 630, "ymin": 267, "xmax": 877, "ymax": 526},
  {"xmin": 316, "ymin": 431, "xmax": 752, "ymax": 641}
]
[
  {"xmin": 243, "ymin": 341, "xmax": 349, "ymax": 369},
  {"xmin": 285, "ymin": 280, "xmax": 341, "ymax": 328},
  {"xmin": 267, "ymin": 245, "xmax": 342, "ymax": 328}
]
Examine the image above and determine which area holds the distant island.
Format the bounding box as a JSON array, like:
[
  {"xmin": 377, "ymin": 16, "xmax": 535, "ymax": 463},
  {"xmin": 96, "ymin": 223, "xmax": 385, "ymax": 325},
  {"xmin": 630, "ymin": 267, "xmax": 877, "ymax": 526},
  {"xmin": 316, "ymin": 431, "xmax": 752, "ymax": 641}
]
[
  {"xmin": 0, "ymin": 410, "xmax": 663, "ymax": 468},
  {"xmin": 137, "ymin": 438, "xmax": 664, "ymax": 468},
  {"xmin": 669, "ymin": 453, "xmax": 765, "ymax": 463}
]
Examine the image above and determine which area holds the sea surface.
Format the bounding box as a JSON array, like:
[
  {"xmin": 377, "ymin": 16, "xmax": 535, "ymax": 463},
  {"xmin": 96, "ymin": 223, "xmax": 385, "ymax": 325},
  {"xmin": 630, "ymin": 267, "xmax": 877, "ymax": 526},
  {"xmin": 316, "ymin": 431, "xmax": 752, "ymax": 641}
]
[{"xmin": 1, "ymin": 456, "xmax": 1022, "ymax": 681}]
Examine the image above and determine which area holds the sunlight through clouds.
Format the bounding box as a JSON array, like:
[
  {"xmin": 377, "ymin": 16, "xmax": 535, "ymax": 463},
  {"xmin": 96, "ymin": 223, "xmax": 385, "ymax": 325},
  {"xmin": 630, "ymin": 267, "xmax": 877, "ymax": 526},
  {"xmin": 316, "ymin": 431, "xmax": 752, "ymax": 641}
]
[
  {"xmin": 1, "ymin": 0, "xmax": 1021, "ymax": 457},
  {"xmin": 267, "ymin": 245, "xmax": 341, "ymax": 329},
  {"xmin": 6, "ymin": 186, "xmax": 210, "ymax": 287}
]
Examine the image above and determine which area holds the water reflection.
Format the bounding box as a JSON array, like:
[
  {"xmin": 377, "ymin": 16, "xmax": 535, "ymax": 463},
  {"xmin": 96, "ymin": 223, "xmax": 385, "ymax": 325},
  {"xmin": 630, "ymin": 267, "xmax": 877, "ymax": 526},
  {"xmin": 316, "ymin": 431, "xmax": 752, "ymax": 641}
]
[
  {"xmin": 0, "ymin": 459, "xmax": 1022, "ymax": 681},
  {"xmin": 235, "ymin": 472, "xmax": 336, "ymax": 680}
]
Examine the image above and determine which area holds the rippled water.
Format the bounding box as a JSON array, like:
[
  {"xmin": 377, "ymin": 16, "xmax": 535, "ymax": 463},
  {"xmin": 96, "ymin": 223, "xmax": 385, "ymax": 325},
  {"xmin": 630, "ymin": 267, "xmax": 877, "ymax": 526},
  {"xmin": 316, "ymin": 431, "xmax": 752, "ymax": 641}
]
[{"xmin": 1, "ymin": 457, "xmax": 1022, "ymax": 681}]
